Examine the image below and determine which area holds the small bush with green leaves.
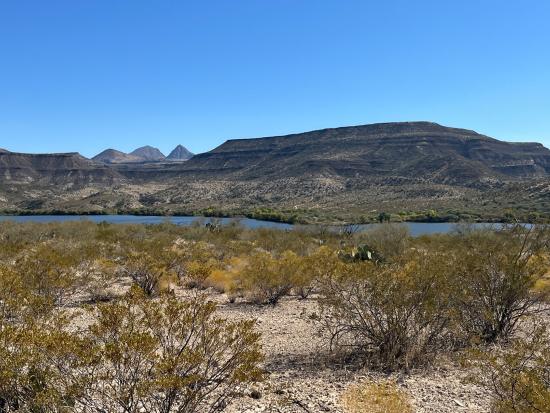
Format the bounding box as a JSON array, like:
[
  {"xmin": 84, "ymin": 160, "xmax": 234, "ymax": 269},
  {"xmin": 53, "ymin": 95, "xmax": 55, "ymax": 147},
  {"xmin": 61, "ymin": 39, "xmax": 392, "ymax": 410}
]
[
  {"xmin": 14, "ymin": 242, "xmax": 97, "ymax": 306},
  {"xmin": 447, "ymin": 225, "xmax": 550, "ymax": 343},
  {"xmin": 292, "ymin": 246, "xmax": 339, "ymax": 299},
  {"xmin": 0, "ymin": 283, "xmax": 264, "ymax": 412},
  {"xmin": 466, "ymin": 323, "xmax": 550, "ymax": 413},
  {"xmin": 234, "ymin": 251, "xmax": 297, "ymax": 305},
  {"xmin": 316, "ymin": 250, "xmax": 453, "ymax": 370},
  {"xmin": 75, "ymin": 287, "xmax": 264, "ymax": 413},
  {"xmin": 119, "ymin": 252, "xmax": 165, "ymax": 296},
  {"xmin": 0, "ymin": 264, "xmax": 75, "ymax": 411}
]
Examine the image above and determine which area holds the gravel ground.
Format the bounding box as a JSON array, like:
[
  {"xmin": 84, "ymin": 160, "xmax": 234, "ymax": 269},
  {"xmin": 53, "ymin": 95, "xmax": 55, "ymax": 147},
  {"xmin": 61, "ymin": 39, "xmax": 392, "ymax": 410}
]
[{"xmin": 188, "ymin": 294, "xmax": 494, "ymax": 413}]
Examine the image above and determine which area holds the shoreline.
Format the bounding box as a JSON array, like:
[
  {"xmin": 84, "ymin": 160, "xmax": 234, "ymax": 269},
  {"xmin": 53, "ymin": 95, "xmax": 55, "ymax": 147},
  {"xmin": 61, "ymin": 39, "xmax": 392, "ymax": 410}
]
[{"xmin": 0, "ymin": 209, "xmax": 537, "ymax": 226}]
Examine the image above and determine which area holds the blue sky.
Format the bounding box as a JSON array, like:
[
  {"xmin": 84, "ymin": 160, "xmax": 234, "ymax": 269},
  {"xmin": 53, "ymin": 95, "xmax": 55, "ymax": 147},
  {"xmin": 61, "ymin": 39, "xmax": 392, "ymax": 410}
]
[{"xmin": 0, "ymin": 1, "xmax": 549, "ymax": 157}]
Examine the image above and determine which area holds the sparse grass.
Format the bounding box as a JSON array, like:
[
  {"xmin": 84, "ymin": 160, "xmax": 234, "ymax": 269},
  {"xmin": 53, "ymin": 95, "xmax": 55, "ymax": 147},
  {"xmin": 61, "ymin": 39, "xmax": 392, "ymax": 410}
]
[{"xmin": 341, "ymin": 380, "xmax": 413, "ymax": 413}]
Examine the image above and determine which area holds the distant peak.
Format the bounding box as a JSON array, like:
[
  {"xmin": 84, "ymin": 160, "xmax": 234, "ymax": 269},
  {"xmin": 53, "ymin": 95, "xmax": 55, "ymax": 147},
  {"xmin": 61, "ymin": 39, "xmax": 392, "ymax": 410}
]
[
  {"xmin": 96, "ymin": 148, "xmax": 124, "ymax": 155},
  {"xmin": 130, "ymin": 146, "xmax": 165, "ymax": 161},
  {"xmin": 167, "ymin": 144, "xmax": 194, "ymax": 161},
  {"xmin": 92, "ymin": 148, "xmax": 141, "ymax": 163}
]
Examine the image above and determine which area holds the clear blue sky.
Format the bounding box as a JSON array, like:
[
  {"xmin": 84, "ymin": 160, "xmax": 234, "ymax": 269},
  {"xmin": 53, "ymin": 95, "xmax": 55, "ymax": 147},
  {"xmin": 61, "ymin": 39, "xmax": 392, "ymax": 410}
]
[{"xmin": 1, "ymin": 1, "xmax": 549, "ymax": 157}]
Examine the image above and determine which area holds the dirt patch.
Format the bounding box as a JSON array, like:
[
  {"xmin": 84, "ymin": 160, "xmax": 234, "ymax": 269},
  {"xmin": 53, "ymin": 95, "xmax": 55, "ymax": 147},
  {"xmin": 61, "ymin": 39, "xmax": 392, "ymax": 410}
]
[{"xmin": 190, "ymin": 294, "xmax": 493, "ymax": 413}]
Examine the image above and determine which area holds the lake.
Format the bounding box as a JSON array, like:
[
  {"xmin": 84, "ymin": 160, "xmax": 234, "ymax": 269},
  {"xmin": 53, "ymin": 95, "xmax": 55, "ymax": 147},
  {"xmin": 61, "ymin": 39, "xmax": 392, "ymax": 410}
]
[{"xmin": 0, "ymin": 215, "xmax": 507, "ymax": 236}]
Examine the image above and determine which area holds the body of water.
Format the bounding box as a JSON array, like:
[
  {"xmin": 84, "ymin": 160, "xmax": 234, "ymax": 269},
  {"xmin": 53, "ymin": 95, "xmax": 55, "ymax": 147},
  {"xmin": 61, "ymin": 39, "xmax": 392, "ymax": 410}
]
[
  {"xmin": 0, "ymin": 215, "xmax": 509, "ymax": 236},
  {"xmin": 0, "ymin": 215, "xmax": 293, "ymax": 229}
]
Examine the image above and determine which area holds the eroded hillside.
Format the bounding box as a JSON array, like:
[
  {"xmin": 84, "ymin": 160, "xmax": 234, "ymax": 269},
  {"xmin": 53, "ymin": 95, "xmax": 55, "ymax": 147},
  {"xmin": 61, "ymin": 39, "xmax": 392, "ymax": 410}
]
[{"xmin": 2, "ymin": 122, "xmax": 550, "ymax": 222}]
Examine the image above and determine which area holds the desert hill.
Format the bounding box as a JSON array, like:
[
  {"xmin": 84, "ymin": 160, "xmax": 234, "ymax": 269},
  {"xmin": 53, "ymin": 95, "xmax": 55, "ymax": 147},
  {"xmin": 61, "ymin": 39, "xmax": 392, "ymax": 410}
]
[
  {"xmin": 92, "ymin": 145, "xmax": 193, "ymax": 164},
  {"xmin": 92, "ymin": 149, "xmax": 144, "ymax": 164},
  {"xmin": 184, "ymin": 122, "xmax": 550, "ymax": 182},
  {"xmin": 0, "ymin": 151, "xmax": 120, "ymax": 185},
  {"xmin": 167, "ymin": 145, "xmax": 194, "ymax": 161},
  {"xmin": 129, "ymin": 146, "xmax": 166, "ymax": 161},
  {"xmin": 2, "ymin": 122, "xmax": 550, "ymax": 221}
]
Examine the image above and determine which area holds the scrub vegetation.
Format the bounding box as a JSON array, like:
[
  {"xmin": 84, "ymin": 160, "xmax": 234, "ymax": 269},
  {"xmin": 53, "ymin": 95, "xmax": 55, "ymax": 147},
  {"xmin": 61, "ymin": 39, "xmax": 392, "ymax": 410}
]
[{"xmin": 0, "ymin": 220, "xmax": 549, "ymax": 412}]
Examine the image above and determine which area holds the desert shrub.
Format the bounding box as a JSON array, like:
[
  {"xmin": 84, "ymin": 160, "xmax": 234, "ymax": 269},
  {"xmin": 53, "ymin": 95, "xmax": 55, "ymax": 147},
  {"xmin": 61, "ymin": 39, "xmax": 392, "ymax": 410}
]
[
  {"xmin": 243, "ymin": 227, "xmax": 318, "ymax": 256},
  {"xmin": 0, "ymin": 264, "xmax": 55, "ymax": 328},
  {"xmin": 0, "ymin": 320, "xmax": 57, "ymax": 411},
  {"xmin": 204, "ymin": 256, "xmax": 247, "ymax": 297},
  {"xmin": 75, "ymin": 287, "xmax": 263, "ymax": 412},
  {"xmin": 163, "ymin": 241, "xmax": 222, "ymax": 289},
  {"xmin": 533, "ymin": 271, "xmax": 550, "ymax": 301},
  {"xmin": 206, "ymin": 268, "xmax": 234, "ymax": 294},
  {"xmin": 448, "ymin": 225, "xmax": 550, "ymax": 343},
  {"xmin": 0, "ymin": 223, "xmax": 31, "ymax": 261},
  {"xmin": 317, "ymin": 251, "xmax": 452, "ymax": 370},
  {"xmin": 119, "ymin": 252, "xmax": 164, "ymax": 297},
  {"xmin": 182, "ymin": 259, "xmax": 217, "ymax": 289},
  {"xmin": 358, "ymin": 223, "xmax": 410, "ymax": 262},
  {"xmin": 341, "ymin": 380, "xmax": 413, "ymax": 413},
  {"xmin": 292, "ymin": 246, "xmax": 339, "ymax": 299},
  {"xmin": 0, "ymin": 265, "xmax": 78, "ymax": 411},
  {"xmin": 0, "ymin": 317, "xmax": 92, "ymax": 412},
  {"xmin": 82, "ymin": 258, "xmax": 118, "ymax": 303},
  {"xmin": 467, "ymin": 324, "xmax": 550, "ymax": 413},
  {"xmin": 235, "ymin": 251, "xmax": 297, "ymax": 305},
  {"xmin": 0, "ymin": 282, "xmax": 264, "ymax": 412},
  {"xmin": 0, "ymin": 265, "xmax": 33, "ymax": 323},
  {"xmin": 14, "ymin": 242, "xmax": 96, "ymax": 306}
]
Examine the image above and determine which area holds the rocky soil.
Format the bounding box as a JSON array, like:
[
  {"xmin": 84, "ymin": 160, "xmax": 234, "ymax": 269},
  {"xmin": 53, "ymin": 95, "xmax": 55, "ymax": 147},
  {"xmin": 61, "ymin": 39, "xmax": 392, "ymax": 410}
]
[{"xmin": 175, "ymin": 291, "xmax": 493, "ymax": 413}]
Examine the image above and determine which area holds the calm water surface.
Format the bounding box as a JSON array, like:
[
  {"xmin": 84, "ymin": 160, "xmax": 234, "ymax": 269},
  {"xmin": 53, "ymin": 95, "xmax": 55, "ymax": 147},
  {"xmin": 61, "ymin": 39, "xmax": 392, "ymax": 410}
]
[
  {"xmin": 0, "ymin": 215, "xmax": 293, "ymax": 229},
  {"xmin": 0, "ymin": 215, "xmax": 506, "ymax": 236}
]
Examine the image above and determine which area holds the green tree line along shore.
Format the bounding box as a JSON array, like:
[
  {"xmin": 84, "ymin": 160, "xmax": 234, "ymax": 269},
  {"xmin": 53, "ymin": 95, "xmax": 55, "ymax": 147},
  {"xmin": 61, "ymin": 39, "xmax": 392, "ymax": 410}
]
[{"xmin": 2, "ymin": 205, "xmax": 550, "ymax": 225}]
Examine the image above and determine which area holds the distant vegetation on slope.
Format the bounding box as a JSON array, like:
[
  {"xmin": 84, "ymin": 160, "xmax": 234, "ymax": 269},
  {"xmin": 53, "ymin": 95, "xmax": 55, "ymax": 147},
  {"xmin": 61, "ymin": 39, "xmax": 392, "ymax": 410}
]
[{"xmin": 2, "ymin": 122, "xmax": 550, "ymax": 222}]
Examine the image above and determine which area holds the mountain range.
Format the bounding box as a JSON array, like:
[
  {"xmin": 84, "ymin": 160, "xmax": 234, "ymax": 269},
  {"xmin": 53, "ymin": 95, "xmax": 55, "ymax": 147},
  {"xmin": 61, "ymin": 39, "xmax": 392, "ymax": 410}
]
[
  {"xmin": 1, "ymin": 122, "xmax": 550, "ymax": 223},
  {"xmin": 92, "ymin": 145, "xmax": 193, "ymax": 163}
]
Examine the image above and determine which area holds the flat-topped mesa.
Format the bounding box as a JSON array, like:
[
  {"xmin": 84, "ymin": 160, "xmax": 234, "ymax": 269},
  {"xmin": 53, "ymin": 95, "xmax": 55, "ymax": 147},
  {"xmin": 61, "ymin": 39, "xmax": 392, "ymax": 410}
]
[
  {"xmin": 0, "ymin": 151, "xmax": 93, "ymax": 168},
  {"xmin": 214, "ymin": 121, "xmax": 482, "ymax": 150},
  {"xmin": 184, "ymin": 121, "xmax": 550, "ymax": 181},
  {"xmin": 0, "ymin": 150, "xmax": 121, "ymax": 184}
]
